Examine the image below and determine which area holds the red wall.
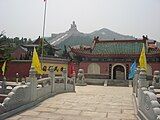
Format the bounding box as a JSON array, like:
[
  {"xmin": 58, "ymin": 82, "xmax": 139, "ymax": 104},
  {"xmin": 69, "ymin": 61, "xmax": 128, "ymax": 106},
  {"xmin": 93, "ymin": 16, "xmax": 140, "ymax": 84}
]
[
  {"xmin": 1, "ymin": 60, "xmax": 160, "ymax": 81},
  {"xmin": 79, "ymin": 62, "xmax": 130, "ymax": 74},
  {"xmin": 79, "ymin": 62, "xmax": 109, "ymax": 74},
  {"xmin": 149, "ymin": 62, "xmax": 160, "ymax": 74},
  {"xmin": 0, "ymin": 60, "xmax": 71, "ymax": 81},
  {"xmin": 78, "ymin": 61, "xmax": 160, "ymax": 75},
  {"xmin": 0, "ymin": 61, "xmax": 31, "ymax": 80}
]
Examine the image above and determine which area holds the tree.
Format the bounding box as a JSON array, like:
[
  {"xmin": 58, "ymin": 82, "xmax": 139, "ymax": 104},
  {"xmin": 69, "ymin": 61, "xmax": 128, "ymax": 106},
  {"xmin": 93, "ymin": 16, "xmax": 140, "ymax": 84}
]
[
  {"xmin": 0, "ymin": 31, "xmax": 33, "ymax": 60},
  {"xmin": 37, "ymin": 45, "xmax": 47, "ymax": 56}
]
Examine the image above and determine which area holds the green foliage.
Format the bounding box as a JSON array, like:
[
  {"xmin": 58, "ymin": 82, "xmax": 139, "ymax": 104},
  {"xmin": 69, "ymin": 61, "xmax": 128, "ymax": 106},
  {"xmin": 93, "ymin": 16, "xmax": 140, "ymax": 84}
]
[
  {"xmin": 36, "ymin": 45, "xmax": 47, "ymax": 56},
  {"xmin": 58, "ymin": 35, "xmax": 92, "ymax": 54},
  {"xmin": 0, "ymin": 34, "xmax": 33, "ymax": 60},
  {"xmin": 58, "ymin": 35, "xmax": 92, "ymax": 48},
  {"xmin": 45, "ymin": 45, "xmax": 55, "ymax": 56}
]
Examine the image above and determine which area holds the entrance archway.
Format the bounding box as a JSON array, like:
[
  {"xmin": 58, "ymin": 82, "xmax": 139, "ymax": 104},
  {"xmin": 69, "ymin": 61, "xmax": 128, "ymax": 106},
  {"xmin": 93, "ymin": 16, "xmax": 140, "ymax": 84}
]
[{"xmin": 111, "ymin": 64, "xmax": 126, "ymax": 80}]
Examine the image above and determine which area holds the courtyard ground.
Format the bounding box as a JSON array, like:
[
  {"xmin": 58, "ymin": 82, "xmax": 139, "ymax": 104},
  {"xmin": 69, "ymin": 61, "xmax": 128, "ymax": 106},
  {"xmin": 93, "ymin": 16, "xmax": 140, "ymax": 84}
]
[{"xmin": 7, "ymin": 85, "xmax": 137, "ymax": 120}]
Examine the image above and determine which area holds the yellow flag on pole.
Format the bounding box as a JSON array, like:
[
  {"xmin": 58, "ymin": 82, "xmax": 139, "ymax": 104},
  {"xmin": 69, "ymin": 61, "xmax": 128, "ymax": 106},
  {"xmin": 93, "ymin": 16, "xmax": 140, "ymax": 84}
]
[
  {"xmin": 2, "ymin": 61, "xmax": 6, "ymax": 76},
  {"xmin": 139, "ymin": 44, "xmax": 147, "ymax": 71},
  {"xmin": 31, "ymin": 47, "xmax": 43, "ymax": 74}
]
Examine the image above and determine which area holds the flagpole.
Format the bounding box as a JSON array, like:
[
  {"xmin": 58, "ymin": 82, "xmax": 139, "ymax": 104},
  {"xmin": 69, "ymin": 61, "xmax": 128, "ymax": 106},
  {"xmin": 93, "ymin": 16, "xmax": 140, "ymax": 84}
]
[{"xmin": 41, "ymin": 0, "xmax": 47, "ymax": 67}]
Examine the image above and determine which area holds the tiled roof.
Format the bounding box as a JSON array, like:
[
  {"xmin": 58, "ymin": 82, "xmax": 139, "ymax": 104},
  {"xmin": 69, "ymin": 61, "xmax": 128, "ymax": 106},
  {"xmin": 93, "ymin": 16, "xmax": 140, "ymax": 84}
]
[
  {"xmin": 20, "ymin": 46, "xmax": 28, "ymax": 52},
  {"xmin": 92, "ymin": 41, "xmax": 143, "ymax": 54},
  {"xmin": 33, "ymin": 36, "xmax": 48, "ymax": 45},
  {"xmin": 71, "ymin": 39, "xmax": 160, "ymax": 57}
]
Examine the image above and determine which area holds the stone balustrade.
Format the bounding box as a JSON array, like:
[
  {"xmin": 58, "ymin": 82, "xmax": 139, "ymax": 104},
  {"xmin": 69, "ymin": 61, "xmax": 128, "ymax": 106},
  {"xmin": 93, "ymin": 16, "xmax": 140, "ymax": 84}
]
[
  {"xmin": 133, "ymin": 68, "xmax": 160, "ymax": 120},
  {"xmin": 37, "ymin": 77, "xmax": 51, "ymax": 87},
  {"xmin": 0, "ymin": 66, "xmax": 75, "ymax": 119},
  {"xmin": 0, "ymin": 78, "xmax": 22, "ymax": 95}
]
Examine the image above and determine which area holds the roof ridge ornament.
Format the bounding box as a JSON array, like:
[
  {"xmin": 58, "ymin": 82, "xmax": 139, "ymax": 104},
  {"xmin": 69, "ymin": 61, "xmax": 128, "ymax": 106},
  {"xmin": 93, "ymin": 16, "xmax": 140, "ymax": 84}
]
[
  {"xmin": 142, "ymin": 35, "xmax": 148, "ymax": 40},
  {"xmin": 93, "ymin": 36, "xmax": 99, "ymax": 42}
]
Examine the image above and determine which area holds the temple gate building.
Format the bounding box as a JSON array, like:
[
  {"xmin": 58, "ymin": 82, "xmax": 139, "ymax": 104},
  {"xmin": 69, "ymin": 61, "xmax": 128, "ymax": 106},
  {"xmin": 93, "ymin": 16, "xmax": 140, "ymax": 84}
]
[{"xmin": 70, "ymin": 36, "xmax": 160, "ymax": 80}]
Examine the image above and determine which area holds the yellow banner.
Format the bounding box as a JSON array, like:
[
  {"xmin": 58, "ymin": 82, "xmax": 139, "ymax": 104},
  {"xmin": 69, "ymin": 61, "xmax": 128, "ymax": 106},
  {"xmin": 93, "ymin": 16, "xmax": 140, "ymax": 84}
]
[
  {"xmin": 139, "ymin": 44, "xmax": 147, "ymax": 71},
  {"xmin": 31, "ymin": 47, "xmax": 43, "ymax": 74}
]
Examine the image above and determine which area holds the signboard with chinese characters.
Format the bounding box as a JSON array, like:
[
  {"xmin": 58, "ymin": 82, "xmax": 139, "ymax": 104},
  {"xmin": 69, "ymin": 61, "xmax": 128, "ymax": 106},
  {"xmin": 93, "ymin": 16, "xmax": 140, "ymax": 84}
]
[{"xmin": 42, "ymin": 63, "xmax": 68, "ymax": 76}]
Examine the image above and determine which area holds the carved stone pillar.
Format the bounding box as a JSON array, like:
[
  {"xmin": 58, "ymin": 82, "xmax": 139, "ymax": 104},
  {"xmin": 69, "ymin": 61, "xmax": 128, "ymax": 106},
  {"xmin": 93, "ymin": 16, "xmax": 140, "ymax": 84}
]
[
  {"xmin": 2, "ymin": 77, "xmax": 6, "ymax": 94},
  {"xmin": 16, "ymin": 73, "xmax": 19, "ymax": 84},
  {"xmin": 133, "ymin": 67, "xmax": 140, "ymax": 97},
  {"xmin": 21, "ymin": 78, "xmax": 26, "ymax": 85},
  {"xmin": 138, "ymin": 68, "xmax": 147, "ymax": 104},
  {"xmin": 72, "ymin": 71, "xmax": 76, "ymax": 92},
  {"xmin": 62, "ymin": 68, "xmax": 67, "ymax": 90},
  {"xmin": 138, "ymin": 68, "xmax": 147, "ymax": 88},
  {"xmin": 29, "ymin": 66, "xmax": 37, "ymax": 101},
  {"xmin": 148, "ymin": 86, "xmax": 155, "ymax": 93},
  {"xmin": 49, "ymin": 66, "xmax": 55, "ymax": 93},
  {"xmin": 152, "ymin": 71, "xmax": 160, "ymax": 89}
]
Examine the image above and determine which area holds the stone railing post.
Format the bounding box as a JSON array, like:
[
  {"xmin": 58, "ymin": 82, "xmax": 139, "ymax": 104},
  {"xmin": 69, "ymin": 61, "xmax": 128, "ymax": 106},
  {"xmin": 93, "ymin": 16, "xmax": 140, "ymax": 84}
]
[
  {"xmin": 62, "ymin": 68, "xmax": 67, "ymax": 90},
  {"xmin": 16, "ymin": 73, "xmax": 19, "ymax": 84},
  {"xmin": 72, "ymin": 71, "xmax": 76, "ymax": 92},
  {"xmin": 138, "ymin": 68, "xmax": 147, "ymax": 107},
  {"xmin": 133, "ymin": 67, "xmax": 140, "ymax": 97},
  {"xmin": 21, "ymin": 77, "xmax": 26, "ymax": 85},
  {"xmin": 29, "ymin": 66, "xmax": 37, "ymax": 102},
  {"xmin": 152, "ymin": 70, "xmax": 160, "ymax": 88},
  {"xmin": 148, "ymin": 86, "xmax": 155, "ymax": 93},
  {"xmin": 2, "ymin": 77, "xmax": 6, "ymax": 94},
  {"xmin": 138, "ymin": 68, "xmax": 147, "ymax": 88},
  {"xmin": 49, "ymin": 66, "xmax": 55, "ymax": 93}
]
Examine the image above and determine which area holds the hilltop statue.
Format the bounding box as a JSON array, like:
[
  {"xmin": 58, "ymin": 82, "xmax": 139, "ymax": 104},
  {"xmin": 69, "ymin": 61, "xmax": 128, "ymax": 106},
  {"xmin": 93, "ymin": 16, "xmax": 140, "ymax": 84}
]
[
  {"xmin": 69, "ymin": 21, "xmax": 78, "ymax": 31},
  {"xmin": 71, "ymin": 21, "xmax": 77, "ymax": 29}
]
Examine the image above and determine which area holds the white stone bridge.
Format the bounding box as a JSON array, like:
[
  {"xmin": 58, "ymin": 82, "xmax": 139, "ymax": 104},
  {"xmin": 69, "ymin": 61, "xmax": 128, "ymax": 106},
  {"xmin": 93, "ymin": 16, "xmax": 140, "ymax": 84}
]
[
  {"xmin": 7, "ymin": 86, "xmax": 137, "ymax": 120},
  {"xmin": 2, "ymin": 67, "xmax": 160, "ymax": 120}
]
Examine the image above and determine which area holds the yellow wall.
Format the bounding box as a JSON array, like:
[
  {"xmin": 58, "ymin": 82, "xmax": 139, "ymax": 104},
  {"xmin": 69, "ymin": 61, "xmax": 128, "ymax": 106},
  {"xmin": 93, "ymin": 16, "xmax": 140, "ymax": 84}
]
[{"xmin": 42, "ymin": 63, "xmax": 68, "ymax": 75}]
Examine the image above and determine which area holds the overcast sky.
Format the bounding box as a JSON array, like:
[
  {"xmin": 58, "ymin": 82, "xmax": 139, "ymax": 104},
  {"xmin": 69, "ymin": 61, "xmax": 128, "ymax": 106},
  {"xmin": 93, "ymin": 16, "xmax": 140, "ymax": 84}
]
[{"xmin": 0, "ymin": 0, "xmax": 160, "ymax": 41}]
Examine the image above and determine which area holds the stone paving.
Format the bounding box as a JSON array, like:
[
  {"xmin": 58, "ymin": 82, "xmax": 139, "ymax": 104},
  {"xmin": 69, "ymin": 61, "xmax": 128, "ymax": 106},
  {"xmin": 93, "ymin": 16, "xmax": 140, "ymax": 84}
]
[{"xmin": 7, "ymin": 85, "xmax": 137, "ymax": 120}]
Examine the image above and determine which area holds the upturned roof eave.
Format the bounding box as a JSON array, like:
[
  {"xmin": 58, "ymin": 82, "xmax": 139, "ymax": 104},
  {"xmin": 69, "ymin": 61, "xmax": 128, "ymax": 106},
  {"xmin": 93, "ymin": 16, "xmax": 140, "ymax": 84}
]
[
  {"xmin": 94, "ymin": 38, "xmax": 145, "ymax": 44},
  {"xmin": 71, "ymin": 49, "xmax": 160, "ymax": 58}
]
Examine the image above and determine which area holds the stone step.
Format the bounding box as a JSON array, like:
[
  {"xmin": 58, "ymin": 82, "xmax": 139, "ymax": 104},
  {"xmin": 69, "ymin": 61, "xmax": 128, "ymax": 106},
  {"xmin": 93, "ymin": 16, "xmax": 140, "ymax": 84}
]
[
  {"xmin": 106, "ymin": 79, "xmax": 129, "ymax": 87},
  {"xmin": 85, "ymin": 78, "xmax": 106, "ymax": 85}
]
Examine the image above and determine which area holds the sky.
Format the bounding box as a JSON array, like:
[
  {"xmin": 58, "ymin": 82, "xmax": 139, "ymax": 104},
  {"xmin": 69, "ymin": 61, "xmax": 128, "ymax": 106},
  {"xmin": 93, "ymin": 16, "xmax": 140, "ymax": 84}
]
[{"xmin": 0, "ymin": 0, "xmax": 160, "ymax": 41}]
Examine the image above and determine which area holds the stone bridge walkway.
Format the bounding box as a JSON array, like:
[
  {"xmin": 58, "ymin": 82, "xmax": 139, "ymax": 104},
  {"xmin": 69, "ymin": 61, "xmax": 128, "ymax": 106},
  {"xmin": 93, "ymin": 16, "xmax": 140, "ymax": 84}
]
[{"xmin": 7, "ymin": 86, "xmax": 137, "ymax": 120}]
